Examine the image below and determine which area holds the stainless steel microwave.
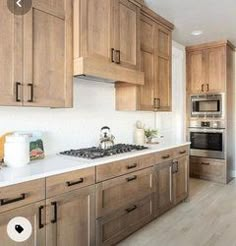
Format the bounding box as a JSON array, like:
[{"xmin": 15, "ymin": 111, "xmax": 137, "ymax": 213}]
[{"xmin": 191, "ymin": 94, "xmax": 224, "ymax": 118}]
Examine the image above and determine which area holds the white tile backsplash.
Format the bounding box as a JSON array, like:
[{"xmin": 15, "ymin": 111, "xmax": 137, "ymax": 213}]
[{"xmin": 0, "ymin": 42, "xmax": 186, "ymax": 155}]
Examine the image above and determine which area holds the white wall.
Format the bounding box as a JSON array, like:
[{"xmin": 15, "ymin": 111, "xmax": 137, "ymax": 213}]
[{"xmin": 0, "ymin": 43, "xmax": 186, "ymax": 155}]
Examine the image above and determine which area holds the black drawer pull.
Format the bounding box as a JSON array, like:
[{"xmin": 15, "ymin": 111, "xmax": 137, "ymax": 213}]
[
  {"xmin": 201, "ymin": 162, "xmax": 210, "ymax": 166},
  {"xmin": 162, "ymin": 154, "xmax": 170, "ymax": 159},
  {"xmin": 116, "ymin": 50, "xmax": 121, "ymax": 64},
  {"xmin": 51, "ymin": 202, "xmax": 57, "ymax": 224},
  {"xmin": 179, "ymin": 150, "xmax": 186, "ymax": 154},
  {"xmin": 15, "ymin": 82, "xmax": 21, "ymax": 102},
  {"xmin": 111, "ymin": 48, "xmax": 115, "ymax": 63},
  {"xmin": 66, "ymin": 178, "xmax": 84, "ymax": 187},
  {"xmin": 39, "ymin": 206, "xmax": 44, "ymax": 229},
  {"xmin": 127, "ymin": 163, "xmax": 137, "ymax": 169},
  {"xmin": 0, "ymin": 193, "xmax": 26, "ymax": 206},
  {"xmin": 126, "ymin": 205, "xmax": 137, "ymax": 213},
  {"xmin": 126, "ymin": 175, "xmax": 137, "ymax": 182},
  {"xmin": 27, "ymin": 83, "xmax": 34, "ymax": 102}
]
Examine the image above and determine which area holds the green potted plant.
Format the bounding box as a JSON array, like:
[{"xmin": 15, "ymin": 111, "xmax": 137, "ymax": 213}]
[{"xmin": 144, "ymin": 128, "xmax": 158, "ymax": 144}]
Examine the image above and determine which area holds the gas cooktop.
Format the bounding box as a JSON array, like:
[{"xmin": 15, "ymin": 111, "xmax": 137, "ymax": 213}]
[{"xmin": 60, "ymin": 144, "xmax": 148, "ymax": 159}]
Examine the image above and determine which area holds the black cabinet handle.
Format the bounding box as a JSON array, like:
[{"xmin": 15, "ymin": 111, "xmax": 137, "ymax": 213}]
[
  {"xmin": 116, "ymin": 50, "xmax": 121, "ymax": 64},
  {"xmin": 39, "ymin": 206, "xmax": 44, "ymax": 229},
  {"xmin": 127, "ymin": 163, "xmax": 137, "ymax": 169},
  {"xmin": 126, "ymin": 205, "xmax": 137, "ymax": 213},
  {"xmin": 15, "ymin": 82, "xmax": 21, "ymax": 102},
  {"xmin": 27, "ymin": 83, "xmax": 34, "ymax": 102},
  {"xmin": 51, "ymin": 202, "xmax": 57, "ymax": 224},
  {"xmin": 154, "ymin": 98, "xmax": 160, "ymax": 110},
  {"xmin": 206, "ymin": 84, "xmax": 209, "ymax": 92},
  {"xmin": 179, "ymin": 150, "xmax": 186, "ymax": 154},
  {"xmin": 201, "ymin": 84, "xmax": 204, "ymax": 92},
  {"xmin": 0, "ymin": 193, "xmax": 26, "ymax": 206},
  {"xmin": 126, "ymin": 175, "xmax": 137, "ymax": 182},
  {"xmin": 201, "ymin": 162, "xmax": 210, "ymax": 166},
  {"xmin": 66, "ymin": 178, "xmax": 84, "ymax": 187},
  {"xmin": 111, "ymin": 48, "xmax": 115, "ymax": 63},
  {"xmin": 162, "ymin": 154, "xmax": 170, "ymax": 160}
]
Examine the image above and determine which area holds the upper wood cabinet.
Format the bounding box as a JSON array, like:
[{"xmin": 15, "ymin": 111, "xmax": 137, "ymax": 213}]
[
  {"xmin": 73, "ymin": 0, "xmax": 144, "ymax": 85},
  {"xmin": 0, "ymin": 0, "xmax": 73, "ymax": 108},
  {"xmin": 0, "ymin": 1, "xmax": 23, "ymax": 106},
  {"xmin": 115, "ymin": 6, "xmax": 174, "ymax": 111},
  {"xmin": 186, "ymin": 41, "xmax": 232, "ymax": 94}
]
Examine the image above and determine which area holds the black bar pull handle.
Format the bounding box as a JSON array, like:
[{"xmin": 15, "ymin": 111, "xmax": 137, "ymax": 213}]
[
  {"xmin": 179, "ymin": 150, "xmax": 186, "ymax": 154},
  {"xmin": 0, "ymin": 193, "xmax": 26, "ymax": 206},
  {"xmin": 27, "ymin": 83, "xmax": 34, "ymax": 102},
  {"xmin": 126, "ymin": 175, "xmax": 137, "ymax": 182},
  {"xmin": 126, "ymin": 205, "xmax": 137, "ymax": 213},
  {"xmin": 111, "ymin": 48, "xmax": 115, "ymax": 63},
  {"xmin": 116, "ymin": 50, "xmax": 121, "ymax": 64},
  {"xmin": 15, "ymin": 82, "xmax": 21, "ymax": 102},
  {"xmin": 127, "ymin": 163, "xmax": 137, "ymax": 169},
  {"xmin": 51, "ymin": 202, "xmax": 57, "ymax": 224},
  {"xmin": 39, "ymin": 206, "xmax": 44, "ymax": 229},
  {"xmin": 162, "ymin": 154, "xmax": 170, "ymax": 160},
  {"xmin": 66, "ymin": 178, "xmax": 84, "ymax": 187}
]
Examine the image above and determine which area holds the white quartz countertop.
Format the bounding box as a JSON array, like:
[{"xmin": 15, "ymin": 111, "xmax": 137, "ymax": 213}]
[{"xmin": 0, "ymin": 139, "xmax": 190, "ymax": 188}]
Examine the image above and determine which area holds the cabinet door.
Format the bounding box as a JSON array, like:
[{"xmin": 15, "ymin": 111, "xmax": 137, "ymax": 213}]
[
  {"xmin": 113, "ymin": 0, "xmax": 140, "ymax": 70},
  {"xmin": 23, "ymin": 0, "xmax": 73, "ymax": 107},
  {"xmin": 139, "ymin": 13, "xmax": 155, "ymax": 110},
  {"xmin": 155, "ymin": 26, "xmax": 172, "ymax": 111},
  {"xmin": 0, "ymin": 1, "xmax": 23, "ymax": 106},
  {"xmin": 74, "ymin": 0, "xmax": 112, "ymax": 62},
  {"xmin": 187, "ymin": 51, "xmax": 205, "ymax": 94},
  {"xmin": 155, "ymin": 161, "xmax": 173, "ymax": 215},
  {"xmin": 206, "ymin": 47, "xmax": 226, "ymax": 92},
  {"xmin": 96, "ymin": 167, "xmax": 153, "ymax": 217},
  {"xmin": 46, "ymin": 186, "xmax": 95, "ymax": 246},
  {"xmin": 96, "ymin": 195, "xmax": 153, "ymax": 246},
  {"xmin": 0, "ymin": 201, "xmax": 45, "ymax": 246},
  {"xmin": 173, "ymin": 156, "xmax": 189, "ymax": 204}
]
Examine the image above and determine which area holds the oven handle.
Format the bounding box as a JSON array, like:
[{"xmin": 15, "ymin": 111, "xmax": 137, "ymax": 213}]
[{"xmin": 188, "ymin": 128, "xmax": 225, "ymax": 133}]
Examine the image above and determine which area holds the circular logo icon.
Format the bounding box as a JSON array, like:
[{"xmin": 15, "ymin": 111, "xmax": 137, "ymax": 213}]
[
  {"xmin": 7, "ymin": 217, "xmax": 32, "ymax": 242},
  {"xmin": 7, "ymin": 0, "xmax": 32, "ymax": 16}
]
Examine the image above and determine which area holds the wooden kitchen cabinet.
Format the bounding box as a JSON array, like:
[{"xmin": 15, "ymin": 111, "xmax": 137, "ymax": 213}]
[
  {"xmin": 23, "ymin": 0, "xmax": 73, "ymax": 107},
  {"xmin": 186, "ymin": 41, "xmax": 232, "ymax": 94},
  {"xmin": 154, "ymin": 160, "xmax": 173, "ymax": 216},
  {"xmin": 0, "ymin": 201, "xmax": 46, "ymax": 246},
  {"xmin": 96, "ymin": 195, "xmax": 153, "ymax": 246},
  {"xmin": 173, "ymin": 156, "xmax": 189, "ymax": 204},
  {"xmin": 0, "ymin": 0, "xmax": 73, "ymax": 108},
  {"xmin": 73, "ymin": 0, "xmax": 144, "ymax": 85},
  {"xmin": 0, "ymin": 1, "xmax": 23, "ymax": 106},
  {"xmin": 115, "ymin": 6, "xmax": 173, "ymax": 111},
  {"xmin": 46, "ymin": 185, "xmax": 95, "ymax": 246}
]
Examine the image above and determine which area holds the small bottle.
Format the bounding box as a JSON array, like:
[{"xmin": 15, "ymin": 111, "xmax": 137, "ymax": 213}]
[{"xmin": 134, "ymin": 121, "xmax": 145, "ymax": 145}]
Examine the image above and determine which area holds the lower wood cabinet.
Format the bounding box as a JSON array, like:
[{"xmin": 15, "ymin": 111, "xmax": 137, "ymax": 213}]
[
  {"xmin": 96, "ymin": 195, "xmax": 153, "ymax": 246},
  {"xmin": 154, "ymin": 160, "xmax": 173, "ymax": 216},
  {"xmin": 0, "ymin": 201, "xmax": 46, "ymax": 246},
  {"xmin": 46, "ymin": 185, "xmax": 95, "ymax": 246}
]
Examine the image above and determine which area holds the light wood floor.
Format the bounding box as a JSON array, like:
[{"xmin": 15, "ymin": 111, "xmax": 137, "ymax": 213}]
[{"xmin": 118, "ymin": 178, "xmax": 236, "ymax": 246}]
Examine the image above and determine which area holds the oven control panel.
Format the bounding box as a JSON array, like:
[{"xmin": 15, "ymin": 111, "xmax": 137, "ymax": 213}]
[{"xmin": 189, "ymin": 120, "xmax": 225, "ymax": 129}]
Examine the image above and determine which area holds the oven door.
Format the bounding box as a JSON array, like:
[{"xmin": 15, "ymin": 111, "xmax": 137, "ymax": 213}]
[
  {"xmin": 188, "ymin": 128, "xmax": 225, "ymax": 159},
  {"xmin": 191, "ymin": 96, "xmax": 222, "ymax": 117}
]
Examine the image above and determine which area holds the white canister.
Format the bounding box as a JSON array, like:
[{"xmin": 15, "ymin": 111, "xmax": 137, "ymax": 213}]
[
  {"xmin": 4, "ymin": 134, "xmax": 30, "ymax": 168},
  {"xmin": 134, "ymin": 129, "xmax": 145, "ymax": 145}
]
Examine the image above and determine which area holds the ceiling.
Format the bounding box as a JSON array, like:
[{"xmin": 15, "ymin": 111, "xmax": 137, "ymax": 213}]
[{"xmin": 144, "ymin": 0, "xmax": 236, "ymax": 47}]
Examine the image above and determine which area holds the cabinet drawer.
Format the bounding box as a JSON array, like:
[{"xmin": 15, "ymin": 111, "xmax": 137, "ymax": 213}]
[
  {"xmin": 96, "ymin": 167, "xmax": 153, "ymax": 217},
  {"xmin": 155, "ymin": 150, "xmax": 173, "ymax": 164},
  {"xmin": 96, "ymin": 154, "xmax": 155, "ymax": 182},
  {"xmin": 46, "ymin": 167, "xmax": 95, "ymax": 198},
  {"xmin": 96, "ymin": 195, "xmax": 153, "ymax": 246},
  {"xmin": 173, "ymin": 145, "xmax": 189, "ymax": 158},
  {"xmin": 0, "ymin": 179, "xmax": 45, "ymax": 213},
  {"xmin": 190, "ymin": 157, "xmax": 226, "ymax": 183}
]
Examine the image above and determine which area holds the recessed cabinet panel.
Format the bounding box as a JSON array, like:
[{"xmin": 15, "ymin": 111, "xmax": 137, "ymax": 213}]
[
  {"xmin": 0, "ymin": 1, "xmax": 23, "ymax": 105},
  {"xmin": 158, "ymin": 28, "xmax": 170, "ymax": 57},
  {"xmin": 114, "ymin": 0, "xmax": 139, "ymax": 70},
  {"xmin": 0, "ymin": 201, "xmax": 46, "ymax": 246}
]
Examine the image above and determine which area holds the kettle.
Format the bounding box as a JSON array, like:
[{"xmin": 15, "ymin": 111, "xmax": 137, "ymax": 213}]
[{"xmin": 99, "ymin": 126, "xmax": 115, "ymax": 150}]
